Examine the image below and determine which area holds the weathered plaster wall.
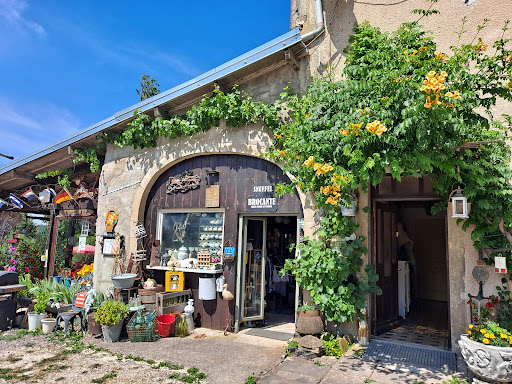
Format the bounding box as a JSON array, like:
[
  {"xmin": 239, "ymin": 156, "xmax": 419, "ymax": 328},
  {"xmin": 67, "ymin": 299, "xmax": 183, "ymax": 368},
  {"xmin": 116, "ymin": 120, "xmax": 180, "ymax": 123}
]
[
  {"xmin": 292, "ymin": 0, "xmax": 512, "ymax": 348},
  {"xmin": 93, "ymin": 121, "xmax": 316, "ymax": 292}
]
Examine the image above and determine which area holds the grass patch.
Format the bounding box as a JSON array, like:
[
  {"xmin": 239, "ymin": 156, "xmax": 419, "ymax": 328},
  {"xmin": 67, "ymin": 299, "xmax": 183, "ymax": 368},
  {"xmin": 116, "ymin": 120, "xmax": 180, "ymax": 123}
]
[
  {"xmin": 0, "ymin": 367, "xmax": 31, "ymax": 382},
  {"xmin": 168, "ymin": 367, "xmax": 207, "ymax": 383},
  {"xmin": 91, "ymin": 371, "xmax": 117, "ymax": 383},
  {"xmin": 314, "ymin": 360, "xmax": 325, "ymax": 366},
  {"xmin": 7, "ymin": 356, "xmax": 22, "ymax": 363},
  {"xmin": 42, "ymin": 364, "xmax": 69, "ymax": 372},
  {"xmin": 90, "ymin": 363, "xmax": 102, "ymax": 369},
  {"xmin": 245, "ymin": 376, "xmax": 257, "ymax": 384},
  {"xmin": 152, "ymin": 361, "xmax": 184, "ymax": 370}
]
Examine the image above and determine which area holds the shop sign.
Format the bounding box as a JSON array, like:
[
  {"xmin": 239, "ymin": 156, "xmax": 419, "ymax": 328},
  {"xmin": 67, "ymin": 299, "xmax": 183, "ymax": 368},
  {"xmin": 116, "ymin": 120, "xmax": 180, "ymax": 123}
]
[
  {"xmin": 247, "ymin": 183, "xmax": 277, "ymax": 212},
  {"xmin": 59, "ymin": 209, "xmax": 95, "ymax": 217}
]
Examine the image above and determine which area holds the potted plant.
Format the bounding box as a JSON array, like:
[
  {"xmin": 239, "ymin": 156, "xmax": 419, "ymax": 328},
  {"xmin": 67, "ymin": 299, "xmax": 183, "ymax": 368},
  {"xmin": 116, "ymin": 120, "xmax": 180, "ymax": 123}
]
[
  {"xmin": 87, "ymin": 292, "xmax": 108, "ymax": 335},
  {"xmin": 459, "ymin": 321, "xmax": 512, "ymax": 383},
  {"xmin": 28, "ymin": 292, "xmax": 49, "ymax": 330},
  {"xmin": 296, "ymin": 305, "xmax": 324, "ymax": 335},
  {"xmin": 94, "ymin": 299, "xmax": 129, "ymax": 342}
]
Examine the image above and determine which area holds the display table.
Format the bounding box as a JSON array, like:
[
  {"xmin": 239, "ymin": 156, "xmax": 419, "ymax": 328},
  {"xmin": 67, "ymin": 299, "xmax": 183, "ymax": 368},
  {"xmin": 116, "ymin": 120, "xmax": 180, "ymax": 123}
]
[{"xmin": 147, "ymin": 266, "xmax": 222, "ymax": 274}]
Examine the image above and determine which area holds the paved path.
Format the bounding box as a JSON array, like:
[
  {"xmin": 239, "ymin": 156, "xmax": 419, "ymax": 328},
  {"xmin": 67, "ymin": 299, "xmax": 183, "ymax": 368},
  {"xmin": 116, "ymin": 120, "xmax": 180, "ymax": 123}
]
[{"xmin": 258, "ymin": 354, "xmax": 469, "ymax": 384}]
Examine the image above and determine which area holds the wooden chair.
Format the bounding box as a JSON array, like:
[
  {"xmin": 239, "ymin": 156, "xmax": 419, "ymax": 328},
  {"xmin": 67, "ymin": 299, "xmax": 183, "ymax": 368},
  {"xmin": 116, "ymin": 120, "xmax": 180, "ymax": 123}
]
[{"xmin": 54, "ymin": 292, "xmax": 88, "ymax": 337}]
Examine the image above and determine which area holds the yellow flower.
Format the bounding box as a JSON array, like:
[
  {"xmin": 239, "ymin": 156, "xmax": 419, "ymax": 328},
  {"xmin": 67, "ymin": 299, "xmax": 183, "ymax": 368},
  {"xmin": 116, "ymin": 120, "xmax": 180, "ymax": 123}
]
[
  {"xmin": 277, "ymin": 150, "xmax": 286, "ymax": 157},
  {"xmin": 483, "ymin": 338, "xmax": 490, "ymax": 345},
  {"xmin": 303, "ymin": 156, "xmax": 314, "ymax": 167},
  {"xmin": 313, "ymin": 163, "xmax": 322, "ymax": 171},
  {"xmin": 475, "ymin": 41, "xmax": 488, "ymax": 52},
  {"xmin": 468, "ymin": 324, "xmax": 473, "ymax": 329},
  {"xmin": 418, "ymin": 46, "xmax": 427, "ymax": 52},
  {"xmin": 484, "ymin": 333, "xmax": 491, "ymax": 339},
  {"xmin": 274, "ymin": 133, "xmax": 283, "ymax": 139},
  {"xmin": 380, "ymin": 96, "xmax": 389, "ymax": 101},
  {"xmin": 480, "ymin": 329, "xmax": 487, "ymax": 334},
  {"xmin": 446, "ymin": 92, "xmax": 453, "ymax": 98},
  {"xmin": 490, "ymin": 334, "xmax": 496, "ymax": 339},
  {"xmin": 501, "ymin": 333, "xmax": 508, "ymax": 339},
  {"xmin": 341, "ymin": 129, "xmax": 350, "ymax": 136},
  {"xmin": 466, "ymin": 330, "xmax": 472, "ymax": 334},
  {"xmin": 427, "ymin": 70, "xmax": 436, "ymax": 78},
  {"xmin": 403, "ymin": 51, "xmax": 408, "ymax": 56}
]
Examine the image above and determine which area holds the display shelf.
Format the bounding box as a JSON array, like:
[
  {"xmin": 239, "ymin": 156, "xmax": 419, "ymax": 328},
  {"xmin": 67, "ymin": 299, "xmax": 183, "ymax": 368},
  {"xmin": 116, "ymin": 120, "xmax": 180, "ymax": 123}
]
[{"xmin": 147, "ymin": 265, "xmax": 222, "ymax": 274}]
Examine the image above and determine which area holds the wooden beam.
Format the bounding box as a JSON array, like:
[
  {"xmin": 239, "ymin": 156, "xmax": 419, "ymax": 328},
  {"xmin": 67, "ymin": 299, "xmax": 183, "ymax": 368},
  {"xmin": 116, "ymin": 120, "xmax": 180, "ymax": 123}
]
[
  {"xmin": 11, "ymin": 170, "xmax": 35, "ymax": 181},
  {"xmin": 285, "ymin": 49, "xmax": 300, "ymax": 71},
  {"xmin": 30, "ymin": 154, "xmax": 74, "ymax": 173},
  {"xmin": 154, "ymin": 107, "xmax": 170, "ymax": 119}
]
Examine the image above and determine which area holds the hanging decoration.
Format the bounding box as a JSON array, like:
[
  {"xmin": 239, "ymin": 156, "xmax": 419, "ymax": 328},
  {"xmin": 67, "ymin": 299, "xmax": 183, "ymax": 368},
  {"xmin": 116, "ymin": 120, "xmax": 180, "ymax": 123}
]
[
  {"xmin": 166, "ymin": 171, "xmax": 201, "ymax": 194},
  {"xmin": 450, "ymin": 186, "xmax": 469, "ymax": 219},
  {"xmin": 104, "ymin": 210, "xmax": 119, "ymax": 233},
  {"xmin": 495, "ymin": 256, "xmax": 508, "ymax": 274}
]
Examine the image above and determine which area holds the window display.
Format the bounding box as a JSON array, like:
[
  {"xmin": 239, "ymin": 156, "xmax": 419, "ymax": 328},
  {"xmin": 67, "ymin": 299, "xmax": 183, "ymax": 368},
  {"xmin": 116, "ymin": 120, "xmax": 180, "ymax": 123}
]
[{"xmin": 157, "ymin": 211, "xmax": 224, "ymax": 261}]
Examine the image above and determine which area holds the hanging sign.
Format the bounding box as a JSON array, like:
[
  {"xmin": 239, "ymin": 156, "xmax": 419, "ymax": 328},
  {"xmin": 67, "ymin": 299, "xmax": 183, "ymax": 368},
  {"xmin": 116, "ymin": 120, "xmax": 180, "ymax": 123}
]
[
  {"xmin": 78, "ymin": 235, "xmax": 87, "ymax": 252},
  {"xmin": 246, "ymin": 183, "xmax": 277, "ymax": 212},
  {"xmin": 205, "ymin": 185, "xmax": 220, "ymax": 208}
]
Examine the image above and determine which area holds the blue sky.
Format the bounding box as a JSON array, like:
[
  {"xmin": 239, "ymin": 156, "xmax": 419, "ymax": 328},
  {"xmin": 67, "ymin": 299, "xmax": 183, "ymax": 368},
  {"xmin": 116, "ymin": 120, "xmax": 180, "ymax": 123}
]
[{"xmin": 0, "ymin": 1, "xmax": 290, "ymax": 167}]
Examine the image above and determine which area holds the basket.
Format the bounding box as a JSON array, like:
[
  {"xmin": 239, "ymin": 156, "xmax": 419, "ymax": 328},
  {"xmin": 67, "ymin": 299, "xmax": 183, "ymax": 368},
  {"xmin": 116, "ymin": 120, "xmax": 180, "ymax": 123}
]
[{"xmin": 126, "ymin": 311, "xmax": 158, "ymax": 342}]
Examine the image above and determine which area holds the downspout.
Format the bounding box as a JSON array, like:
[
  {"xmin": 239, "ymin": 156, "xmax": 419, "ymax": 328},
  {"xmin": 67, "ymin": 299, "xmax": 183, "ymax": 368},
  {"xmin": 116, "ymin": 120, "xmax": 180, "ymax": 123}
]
[{"xmin": 300, "ymin": 0, "xmax": 325, "ymax": 43}]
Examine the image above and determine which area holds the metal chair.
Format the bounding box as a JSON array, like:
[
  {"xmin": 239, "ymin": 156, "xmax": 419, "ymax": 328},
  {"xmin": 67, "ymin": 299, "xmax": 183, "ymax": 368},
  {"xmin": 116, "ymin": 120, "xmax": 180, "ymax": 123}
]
[{"xmin": 54, "ymin": 292, "xmax": 88, "ymax": 336}]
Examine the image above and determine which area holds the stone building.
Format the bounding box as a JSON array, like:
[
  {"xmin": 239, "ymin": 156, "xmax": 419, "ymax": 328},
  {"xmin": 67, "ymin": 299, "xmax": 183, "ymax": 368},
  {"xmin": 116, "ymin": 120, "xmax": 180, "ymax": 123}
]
[{"xmin": 0, "ymin": 0, "xmax": 510, "ymax": 352}]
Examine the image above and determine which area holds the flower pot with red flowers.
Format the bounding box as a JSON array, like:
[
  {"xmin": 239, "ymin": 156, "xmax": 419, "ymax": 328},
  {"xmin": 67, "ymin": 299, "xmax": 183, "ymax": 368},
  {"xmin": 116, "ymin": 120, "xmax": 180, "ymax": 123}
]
[{"xmin": 459, "ymin": 321, "xmax": 512, "ymax": 383}]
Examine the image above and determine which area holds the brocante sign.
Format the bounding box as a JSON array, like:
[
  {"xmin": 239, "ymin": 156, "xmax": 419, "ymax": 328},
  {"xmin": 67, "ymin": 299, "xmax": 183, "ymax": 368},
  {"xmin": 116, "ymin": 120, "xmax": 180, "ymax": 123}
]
[{"xmin": 246, "ymin": 183, "xmax": 277, "ymax": 212}]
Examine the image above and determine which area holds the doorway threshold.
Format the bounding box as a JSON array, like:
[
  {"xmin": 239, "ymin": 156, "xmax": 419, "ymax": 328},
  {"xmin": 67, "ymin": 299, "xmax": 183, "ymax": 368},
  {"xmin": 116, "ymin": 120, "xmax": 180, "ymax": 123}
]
[
  {"xmin": 363, "ymin": 339, "xmax": 456, "ymax": 372},
  {"xmin": 242, "ymin": 320, "xmax": 295, "ymax": 341}
]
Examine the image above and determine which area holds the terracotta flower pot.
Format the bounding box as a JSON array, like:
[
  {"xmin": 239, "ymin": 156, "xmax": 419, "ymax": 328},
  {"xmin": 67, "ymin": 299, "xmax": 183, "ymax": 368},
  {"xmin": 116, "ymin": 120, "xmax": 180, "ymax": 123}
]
[
  {"xmin": 296, "ymin": 309, "xmax": 323, "ymax": 335},
  {"xmin": 458, "ymin": 334, "xmax": 512, "ymax": 383}
]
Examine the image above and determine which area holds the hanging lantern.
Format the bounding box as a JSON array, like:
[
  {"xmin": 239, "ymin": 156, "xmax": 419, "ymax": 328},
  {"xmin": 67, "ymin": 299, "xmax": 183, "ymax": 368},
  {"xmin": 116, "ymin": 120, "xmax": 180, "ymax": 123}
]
[
  {"xmin": 451, "ymin": 187, "xmax": 468, "ymax": 218},
  {"xmin": 81, "ymin": 220, "xmax": 90, "ymax": 236}
]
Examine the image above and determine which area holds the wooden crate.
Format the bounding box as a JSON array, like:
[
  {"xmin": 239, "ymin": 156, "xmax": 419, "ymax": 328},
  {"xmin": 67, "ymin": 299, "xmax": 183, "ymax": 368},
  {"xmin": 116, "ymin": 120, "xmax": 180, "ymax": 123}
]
[
  {"xmin": 165, "ymin": 271, "xmax": 185, "ymax": 292},
  {"xmin": 196, "ymin": 251, "xmax": 211, "ymax": 268},
  {"xmin": 156, "ymin": 289, "xmax": 192, "ymax": 315}
]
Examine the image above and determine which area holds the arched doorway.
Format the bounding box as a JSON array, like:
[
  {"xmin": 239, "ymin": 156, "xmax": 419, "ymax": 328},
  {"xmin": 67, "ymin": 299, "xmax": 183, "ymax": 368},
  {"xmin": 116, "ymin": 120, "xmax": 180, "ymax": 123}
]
[{"xmin": 143, "ymin": 154, "xmax": 303, "ymax": 332}]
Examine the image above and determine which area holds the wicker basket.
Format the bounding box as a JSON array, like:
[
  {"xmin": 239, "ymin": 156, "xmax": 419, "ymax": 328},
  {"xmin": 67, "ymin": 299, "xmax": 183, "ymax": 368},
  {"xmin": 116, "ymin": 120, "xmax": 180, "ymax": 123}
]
[{"xmin": 126, "ymin": 311, "xmax": 158, "ymax": 342}]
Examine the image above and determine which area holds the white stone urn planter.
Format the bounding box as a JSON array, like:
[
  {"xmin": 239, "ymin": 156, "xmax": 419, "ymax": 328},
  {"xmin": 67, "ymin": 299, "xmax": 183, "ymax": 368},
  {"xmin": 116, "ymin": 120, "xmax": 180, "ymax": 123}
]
[{"xmin": 458, "ymin": 334, "xmax": 512, "ymax": 383}]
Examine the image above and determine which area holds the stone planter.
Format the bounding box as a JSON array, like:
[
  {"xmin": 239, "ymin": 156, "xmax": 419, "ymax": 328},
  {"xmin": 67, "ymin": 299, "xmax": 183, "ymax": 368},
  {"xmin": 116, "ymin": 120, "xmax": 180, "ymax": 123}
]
[
  {"xmin": 101, "ymin": 320, "xmax": 124, "ymax": 343},
  {"xmin": 458, "ymin": 334, "xmax": 512, "ymax": 383},
  {"xmin": 297, "ymin": 309, "xmax": 324, "ymax": 335}
]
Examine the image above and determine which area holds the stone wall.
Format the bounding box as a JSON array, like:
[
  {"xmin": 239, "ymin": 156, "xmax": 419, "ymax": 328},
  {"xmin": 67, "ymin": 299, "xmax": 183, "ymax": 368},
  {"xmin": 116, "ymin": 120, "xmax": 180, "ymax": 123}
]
[{"xmin": 92, "ymin": 121, "xmax": 316, "ymax": 292}]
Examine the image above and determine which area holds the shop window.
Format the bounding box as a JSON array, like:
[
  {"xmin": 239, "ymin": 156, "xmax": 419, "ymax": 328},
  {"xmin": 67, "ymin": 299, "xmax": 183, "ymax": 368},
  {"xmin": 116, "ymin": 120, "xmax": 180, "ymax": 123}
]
[{"xmin": 157, "ymin": 210, "xmax": 224, "ymax": 260}]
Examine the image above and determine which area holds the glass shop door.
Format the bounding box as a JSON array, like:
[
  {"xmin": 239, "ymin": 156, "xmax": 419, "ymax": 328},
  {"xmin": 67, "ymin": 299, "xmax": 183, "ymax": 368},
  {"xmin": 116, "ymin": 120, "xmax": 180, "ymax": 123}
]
[{"xmin": 240, "ymin": 217, "xmax": 267, "ymax": 322}]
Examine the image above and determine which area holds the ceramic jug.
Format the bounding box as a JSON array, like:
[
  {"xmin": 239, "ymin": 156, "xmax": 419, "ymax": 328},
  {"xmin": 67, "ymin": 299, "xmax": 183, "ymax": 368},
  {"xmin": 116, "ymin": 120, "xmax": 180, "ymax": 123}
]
[{"xmin": 184, "ymin": 299, "xmax": 194, "ymax": 314}]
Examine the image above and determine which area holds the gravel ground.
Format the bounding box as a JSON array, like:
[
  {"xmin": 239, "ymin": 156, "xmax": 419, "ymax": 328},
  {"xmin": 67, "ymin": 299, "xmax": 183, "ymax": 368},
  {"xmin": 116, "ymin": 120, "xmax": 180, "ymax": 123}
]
[{"xmin": 0, "ymin": 328, "xmax": 286, "ymax": 384}]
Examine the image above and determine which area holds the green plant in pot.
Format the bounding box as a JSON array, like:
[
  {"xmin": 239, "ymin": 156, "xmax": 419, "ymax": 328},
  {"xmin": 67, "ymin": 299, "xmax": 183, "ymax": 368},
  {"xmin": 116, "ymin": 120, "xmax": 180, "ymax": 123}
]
[
  {"xmin": 94, "ymin": 299, "xmax": 129, "ymax": 342},
  {"xmin": 296, "ymin": 304, "xmax": 323, "ymax": 335},
  {"xmin": 459, "ymin": 321, "xmax": 512, "ymax": 382}
]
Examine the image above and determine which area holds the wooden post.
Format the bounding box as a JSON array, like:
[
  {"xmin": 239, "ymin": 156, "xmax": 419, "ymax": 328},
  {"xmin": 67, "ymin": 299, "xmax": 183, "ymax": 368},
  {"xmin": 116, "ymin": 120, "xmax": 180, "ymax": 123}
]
[{"xmin": 43, "ymin": 211, "xmax": 55, "ymax": 278}]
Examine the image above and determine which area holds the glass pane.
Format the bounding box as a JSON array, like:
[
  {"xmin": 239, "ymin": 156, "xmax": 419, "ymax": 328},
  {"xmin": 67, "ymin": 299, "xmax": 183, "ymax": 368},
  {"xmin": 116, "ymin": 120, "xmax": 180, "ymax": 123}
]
[
  {"xmin": 160, "ymin": 211, "xmax": 224, "ymax": 260},
  {"xmin": 455, "ymin": 200, "xmax": 463, "ymax": 215},
  {"xmin": 245, "ymin": 220, "xmax": 264, "ymax": 318}
]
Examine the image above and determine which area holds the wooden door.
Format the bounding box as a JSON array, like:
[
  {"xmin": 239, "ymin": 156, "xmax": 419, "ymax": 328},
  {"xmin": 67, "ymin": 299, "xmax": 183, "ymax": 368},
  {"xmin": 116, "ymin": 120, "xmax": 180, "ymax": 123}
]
[
  {"xmin": 240, "ymin": 217, "xmax": 267, "ymax": 322},
  {"xmin": 374, "ymin": 202, "xmax": 398, "ymax": 332}
]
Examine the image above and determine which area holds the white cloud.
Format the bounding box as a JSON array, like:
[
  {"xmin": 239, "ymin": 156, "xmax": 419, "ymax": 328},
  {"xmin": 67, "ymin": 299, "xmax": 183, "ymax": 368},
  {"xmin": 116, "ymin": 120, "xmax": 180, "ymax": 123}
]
[
  {"xmin": 0, "ymin": 0, "xmax": 45, "ymax": 36},
  {"xmin": 0, "ymin": 98, "xmax": 81, "ymax": 162}
]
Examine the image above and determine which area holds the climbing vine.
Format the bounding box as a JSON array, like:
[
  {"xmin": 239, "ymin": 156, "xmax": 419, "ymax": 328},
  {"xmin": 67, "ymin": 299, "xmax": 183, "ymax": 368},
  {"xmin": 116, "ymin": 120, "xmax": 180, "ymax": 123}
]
[
  {"xmin": 269, "ymin": 20, "xmax": 512, "ymax": 325},
  {"xmin": 34, "ymin": 15, "xmax": 512, "ymax": 325}
]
